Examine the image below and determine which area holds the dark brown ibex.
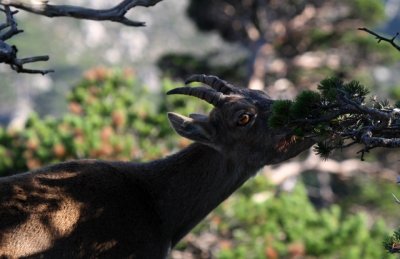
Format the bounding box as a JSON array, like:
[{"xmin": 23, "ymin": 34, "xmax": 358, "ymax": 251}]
[{"xmin": 0, "ymin": 75, "xmax": 314, "ymax": 258}]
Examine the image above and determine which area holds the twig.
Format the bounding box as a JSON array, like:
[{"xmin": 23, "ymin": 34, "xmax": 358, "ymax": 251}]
[
  {"xmin": 0, "ymin": 6, "xmax": 53, "ymax": 74},
  {"xmin": 0, "ymin": 0, "xmax": 164, "ymax": 26},
  {"xmin": 358, "ymin": 27, "xmax": 400, "ymax": 52},
  {"xmin": 392, "ymin": 193, "xmax": 400, "ymax": 204},
  {"xmin": 361, "ymin": 135, "xmax": 400, "ymax": 149},
  {"xmin": 0, "ymin": 6, "xmax": 21, "ymax": 40},
  {"xmin": 11, "ymin": 55, "xmax": 54, "ymax": 75},
  {"xmin": 337, "ymin": 88, "xmax": 393, "ymax": 122}
]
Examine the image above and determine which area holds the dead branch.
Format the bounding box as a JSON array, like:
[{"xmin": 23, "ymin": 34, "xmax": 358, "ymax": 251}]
[
  {"xmin": 0, "ymin": 0, "xmax": 164, "ymax": 26},
  {"xmin": 392, "ymin": 193, "xmax": 400, "ymax": 204},
  {"xmin": 359, "ymin": 27, "xmax": 400, "ymax": 52},
  {"xmin": 0, "ymin": 6, "xmax": 53, "ymax": 74},
  {"xmin": 0, "ymin": 0, "xmax": 164, "ymax": 74}
]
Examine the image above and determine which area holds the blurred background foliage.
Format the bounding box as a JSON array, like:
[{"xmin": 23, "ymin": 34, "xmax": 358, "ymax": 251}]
[
  {"xmin": 0, "ymin": 69, "xmax": 210, "ymax": 175},
  {"xmin": 1, "ymin": 0, "xmax": 400, "ymax": 258},
  {"xmin": 0, "ymin": 70, "xmax": 396, "ymax": 258}
]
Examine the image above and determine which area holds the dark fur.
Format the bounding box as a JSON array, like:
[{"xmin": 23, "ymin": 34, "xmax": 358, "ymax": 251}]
[{"xmin": 0, "ymin": 82, "xmax": 314, "ymax": 258}]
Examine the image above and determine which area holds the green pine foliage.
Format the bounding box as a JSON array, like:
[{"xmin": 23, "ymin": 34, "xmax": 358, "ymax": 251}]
[
  {"xmin": 316, "ymin": 77, "xmax": 370, "ymax": 104},
  {"xmin": 313, "ymin": 141, "xmax": 333, "ymax": 160},
  {"xmin": 268, "ymin": 100, "xmax": 293, "ymax": 128},
  {"xmin": 268, "ymin": 78, "xmax": 372, "ymax": 158},
  {"xmin": 290, "ymin": 90, "xmax": 322, "ymax": 118},
  {"xmin": 318, "ymin": 77, "xmax": 345, "ymax": 102},
  {"xmin": 343, "ymin": 80, "xmax": 370, "ymax": 101},
  {"xmin": 384, "ymin": 228, "xmax": 400, "ymax": 253}
]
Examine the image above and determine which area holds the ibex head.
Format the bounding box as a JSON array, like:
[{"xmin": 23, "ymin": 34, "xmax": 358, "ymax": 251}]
[{"xmin": 167, "ymin": 74, "xmax": 311, "ymax": 167}]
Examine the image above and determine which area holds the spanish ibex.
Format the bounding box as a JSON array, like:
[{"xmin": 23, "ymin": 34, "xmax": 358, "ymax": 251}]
[{"xmin": 0, "ymin": 75, "xmax": 314, "ymax": 258}]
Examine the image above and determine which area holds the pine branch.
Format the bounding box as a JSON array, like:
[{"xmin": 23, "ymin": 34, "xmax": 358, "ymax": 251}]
[{"xmin": 269, "ymin": 78, "xmax": 400, "ymax": 159}]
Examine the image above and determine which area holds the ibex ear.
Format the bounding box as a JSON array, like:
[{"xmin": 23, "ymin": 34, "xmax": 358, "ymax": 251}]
[{"xmin": 167, "ymin": 112, "xmax": 213, "ymax": 144}]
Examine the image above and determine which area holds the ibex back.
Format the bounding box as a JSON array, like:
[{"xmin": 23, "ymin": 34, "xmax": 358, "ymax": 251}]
[{"xmin": 0, "ymin": 75, "xmax": 314, "ymax": 258}]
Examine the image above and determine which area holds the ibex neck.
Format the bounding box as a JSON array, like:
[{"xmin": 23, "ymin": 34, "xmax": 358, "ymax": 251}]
[{"xmin": 139, "ymin": 143, "xmax": 260, "ymax": 246}]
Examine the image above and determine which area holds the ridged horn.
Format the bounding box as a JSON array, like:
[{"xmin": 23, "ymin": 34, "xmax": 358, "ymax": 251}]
[
  {"xmin": 185, "ymin": 74, "xmax": 236, "ymax": 94},
  {"xmin": 167, "ymin": 86, "xmax": 226, "ymax": 107}
]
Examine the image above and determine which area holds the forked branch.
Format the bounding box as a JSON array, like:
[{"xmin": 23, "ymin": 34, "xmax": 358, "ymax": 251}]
[
  {"xmin": 0, "ymin": 0, "xmax": 164, "ymax": 26},
  {"xmin": 358, "ymin": 27, "xmax": 400, "ymax": 52},
  {"xmin": 0, "ymin": 6, "xmax": 53, "ymax": 74},
  {"xmin": 0, "ymin": 0, "xmax": 164, "ymax": 74}
]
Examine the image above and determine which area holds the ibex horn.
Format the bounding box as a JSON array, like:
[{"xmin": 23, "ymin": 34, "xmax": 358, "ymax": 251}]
[
  {"xmin": 167, "ymin": 86, "xmax": 226, "ymax": 107},
  {"xmin": 185, "ymin": 74, "xmax": 236, "ymax": 94}
]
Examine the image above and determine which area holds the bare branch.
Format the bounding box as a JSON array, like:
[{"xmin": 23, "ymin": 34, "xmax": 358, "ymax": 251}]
[
  {"xmin": 337, "ymin": 89, "xmax": 394, "ymax": 122},
  {"xmin": 0, "ymin": 0, "xmax": 164, "ymax": 74},
  {"xmin": 358, "ymin": 27, "xmax": 400, "ymax": 52},
  {"xmin": 392, "ymin": 193, "xmax": 400, "ymax": 204},
  {"xmin": 0, "ymin": 6, "xmax": 53, "ymax": 74},
  {"xmin": 0, "ymin": 6, "xmax": 22, "ymax": 40},
  {"xmin": 0, "ymin": 0, "xmax": 164, "ymax": 26},
  {"xmin": 11, "ymin": 54, "xmax": 54, "ymax": 74},
  {"xmin": 360, "ymin": 129, "xmax": 400, "ymax": 149}
]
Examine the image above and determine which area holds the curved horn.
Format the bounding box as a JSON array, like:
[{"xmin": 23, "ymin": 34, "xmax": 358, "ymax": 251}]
[
  {"xmin": 167, "ymin": 86, "xmax": 226, "ymax": 107},
  {"xmin": 185, "ymin": 74, "xmax": 237, "ymax": 94}
]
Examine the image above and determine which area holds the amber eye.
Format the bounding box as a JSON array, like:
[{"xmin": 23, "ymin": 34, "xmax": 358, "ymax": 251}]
[{"xmin": 237, "ymin": 113, "xmax": 251, "ymax": 126}]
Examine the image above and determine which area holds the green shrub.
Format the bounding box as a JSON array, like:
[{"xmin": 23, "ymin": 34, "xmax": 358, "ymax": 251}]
[
  {"xmin": 0, "ymin": 68, "xmax": 209, "ymax": 175},
  {"xmin": 184, "ymin": 177, "xmax": 395, "ymax": 258}
]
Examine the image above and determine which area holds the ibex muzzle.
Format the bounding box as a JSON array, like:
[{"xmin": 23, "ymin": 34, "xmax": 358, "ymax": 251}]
[{"xmin": 0, "ymin": 75, "xmax": 314, "ymax": 258}]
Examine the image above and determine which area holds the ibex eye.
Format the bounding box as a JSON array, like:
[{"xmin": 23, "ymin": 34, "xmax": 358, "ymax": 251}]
[{"xmin": 237, "ymin": 114, "xmax": 251, "ymax": 126}]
